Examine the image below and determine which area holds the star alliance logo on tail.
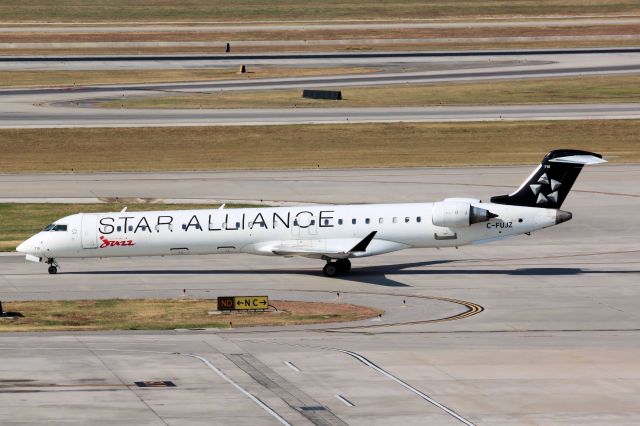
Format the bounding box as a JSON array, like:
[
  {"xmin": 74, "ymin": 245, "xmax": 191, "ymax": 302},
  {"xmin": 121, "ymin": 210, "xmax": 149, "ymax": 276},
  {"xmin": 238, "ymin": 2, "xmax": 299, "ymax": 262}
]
[{"xmin": 529, "ymin": 173, "xmax": 562, "ymax": 205}]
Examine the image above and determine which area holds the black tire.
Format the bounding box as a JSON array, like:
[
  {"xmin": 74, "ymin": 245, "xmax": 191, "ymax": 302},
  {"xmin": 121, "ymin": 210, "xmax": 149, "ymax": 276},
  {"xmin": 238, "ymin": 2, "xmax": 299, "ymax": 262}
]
[
  {"xmin": 336, "ymin": 259, "xmax": 351, "ymax": 273},
  {"xmin": 48, "ymin": 265, "xmax": 57, "ymax": 275},
  {"xmin": 323, "ymin": 262, "xmax": 338, "ymax": 277}
]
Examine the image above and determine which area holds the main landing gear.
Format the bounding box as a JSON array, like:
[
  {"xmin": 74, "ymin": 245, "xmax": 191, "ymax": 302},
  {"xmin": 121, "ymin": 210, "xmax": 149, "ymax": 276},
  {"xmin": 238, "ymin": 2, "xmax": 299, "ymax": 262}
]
[
  {"xmin": 46, "ymin": 259, "xmax": 59, "ymax": 275},
  {"xmin": 322, "ymin": 259, "xmax": 351, "ymax": 277}
]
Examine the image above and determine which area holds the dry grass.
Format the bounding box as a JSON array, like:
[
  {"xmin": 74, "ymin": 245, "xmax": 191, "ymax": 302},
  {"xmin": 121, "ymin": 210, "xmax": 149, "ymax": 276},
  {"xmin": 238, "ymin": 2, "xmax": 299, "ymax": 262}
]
[
  {"xmin": 113, "ymin": 75, "xmax": 640, "ymax": 109},
  {"xmin": 4, "ymin": 25, "xmax": 639, "ymax": 43},
  {"xmin": 0, "ymin": 67, "xmax": 379, "ymax": 88},
  {"xmin": 1, "ymin": 121, "xmax": 638, "ymax": 175},
  {"xmin": 0, "ymin": 202, "xmax": 256, "ymax": 251},
  {"xmin": 0, "ymin": 299, "xmax": 383, "ymax": 332},
  {"xmin": 2, "ymin": 1, "xmax": 640, "ymax": 22}
]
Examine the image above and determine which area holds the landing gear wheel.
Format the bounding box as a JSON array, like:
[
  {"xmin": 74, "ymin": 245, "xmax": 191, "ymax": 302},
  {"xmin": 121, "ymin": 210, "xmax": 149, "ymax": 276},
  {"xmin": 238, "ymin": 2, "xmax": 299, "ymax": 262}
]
[
  {"xmin": 46, "ymin": 259, "xmax": 58, "ymax": 275},
  {"xmin": 336, "ymin": 259, "xmax": 351, "ymax": 273},
  {"xmin": 323, "ymin": 262, "xmax": 338, "ymax": 277}
]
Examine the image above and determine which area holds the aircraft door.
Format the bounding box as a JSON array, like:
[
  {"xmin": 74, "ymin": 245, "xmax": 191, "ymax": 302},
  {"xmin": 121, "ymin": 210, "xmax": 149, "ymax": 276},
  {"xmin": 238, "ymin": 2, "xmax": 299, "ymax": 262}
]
[
  {"xmin": 307, "ymin": 218, "xmax": 318, "ymax": 236},
  {"xmin": 81, "ymin": 214, "xmax": 99, "ymax": 249},
  {"xmin": 291, "ymin": 212, "xmax": 317, "ymax": 238}
]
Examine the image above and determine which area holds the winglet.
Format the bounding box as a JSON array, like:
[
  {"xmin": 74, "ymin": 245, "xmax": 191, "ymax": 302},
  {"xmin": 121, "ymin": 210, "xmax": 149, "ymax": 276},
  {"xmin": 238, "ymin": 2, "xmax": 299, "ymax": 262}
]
[{"xmin": 350, "ymin": 231, "xmax": 377, "ymax": 252}]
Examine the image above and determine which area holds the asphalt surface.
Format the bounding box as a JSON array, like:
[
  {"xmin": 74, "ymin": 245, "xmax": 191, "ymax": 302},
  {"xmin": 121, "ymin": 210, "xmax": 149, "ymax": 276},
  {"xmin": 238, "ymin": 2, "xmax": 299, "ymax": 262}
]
[{"xmin": 1, "ymin": 164, "xmax": 639, "ymax": 424}]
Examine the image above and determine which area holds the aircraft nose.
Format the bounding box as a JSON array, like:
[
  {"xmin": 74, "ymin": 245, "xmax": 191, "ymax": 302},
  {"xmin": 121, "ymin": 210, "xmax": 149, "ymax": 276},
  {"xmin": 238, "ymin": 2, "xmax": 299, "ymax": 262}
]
[
  {"xmin": 16, "ymin": 240, "xmax": 29, "ymax": 253},
  {"xmin": 16, "ymin": 236, "xmax": 36, "ymax": 254}
]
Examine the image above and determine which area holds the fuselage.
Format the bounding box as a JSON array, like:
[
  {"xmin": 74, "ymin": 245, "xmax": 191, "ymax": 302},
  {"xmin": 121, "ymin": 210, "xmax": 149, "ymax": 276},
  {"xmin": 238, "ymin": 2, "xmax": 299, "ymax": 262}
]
[{"xmin": 17, "ymin": 200, "xmax": 561, "ymax": 261}]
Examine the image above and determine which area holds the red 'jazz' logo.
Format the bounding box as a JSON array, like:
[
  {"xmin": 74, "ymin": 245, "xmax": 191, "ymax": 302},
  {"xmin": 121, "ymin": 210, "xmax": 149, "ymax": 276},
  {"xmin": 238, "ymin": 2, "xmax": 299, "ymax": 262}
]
[{"xmin": 99, "ymin": 235, "xmax": 135, "ymax": 248}]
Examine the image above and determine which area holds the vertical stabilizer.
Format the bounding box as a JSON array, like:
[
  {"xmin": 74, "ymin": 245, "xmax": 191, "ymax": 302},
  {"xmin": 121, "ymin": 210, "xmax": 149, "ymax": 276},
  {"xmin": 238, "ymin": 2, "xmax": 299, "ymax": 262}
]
[{"xmin": 490, "ymin": 149, "xmax": 605, "ymax": 209}]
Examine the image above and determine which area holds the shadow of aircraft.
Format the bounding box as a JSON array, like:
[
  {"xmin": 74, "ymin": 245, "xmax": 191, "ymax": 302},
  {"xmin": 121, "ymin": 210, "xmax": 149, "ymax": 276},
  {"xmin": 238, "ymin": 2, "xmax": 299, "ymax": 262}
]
[{"xmin": 61, "ymin": 259, "xmax": 639, "ymax": 288}]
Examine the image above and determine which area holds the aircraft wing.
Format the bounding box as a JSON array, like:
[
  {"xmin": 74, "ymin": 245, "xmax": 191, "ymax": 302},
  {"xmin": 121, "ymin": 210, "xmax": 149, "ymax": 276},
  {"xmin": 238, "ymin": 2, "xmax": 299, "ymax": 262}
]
[{"xmin": 271, "ymin": 231, "xmax": 377, "ymax": 259}]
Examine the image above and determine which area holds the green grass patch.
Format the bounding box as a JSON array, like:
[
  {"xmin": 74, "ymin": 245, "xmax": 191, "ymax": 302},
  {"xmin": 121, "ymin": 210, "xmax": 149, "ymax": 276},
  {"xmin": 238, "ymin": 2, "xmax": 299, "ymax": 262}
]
[
  {"xmin": 0, "ymin": 202, "xmax": 256, "ymax": 251},
  {"xmin": 112, "ymin": 75, "xmax": 640, "ymax": 109},
  {"xmin": 0, "ymin": 299, "xmax": 384, "ymax": 332},
  {"xmin": 0, "ymin": 121, "xmax": 639, "ymax": 174}
]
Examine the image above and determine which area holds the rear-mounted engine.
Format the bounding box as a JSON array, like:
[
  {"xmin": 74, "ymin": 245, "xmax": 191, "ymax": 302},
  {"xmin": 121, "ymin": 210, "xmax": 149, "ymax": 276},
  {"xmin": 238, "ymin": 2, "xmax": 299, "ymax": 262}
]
[{"xmin": 432, "ymin": 201, "xmax": 498, "ymax": 228}]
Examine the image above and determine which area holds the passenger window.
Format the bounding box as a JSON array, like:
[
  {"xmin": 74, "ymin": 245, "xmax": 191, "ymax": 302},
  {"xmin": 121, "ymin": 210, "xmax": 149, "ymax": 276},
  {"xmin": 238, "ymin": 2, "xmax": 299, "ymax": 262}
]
[
  {"xmin": 392, "ymin": 217, "xmax": 398, "ymax": 223},
  {"xmin": 324, "ymin": 219, "xmax": 329, "ymax": 226},
  {"xmin": 379, "ymin": 218, "xmax": 384, "ymax": 224},
  {"xmin": 405, "ymin": 217, "xmax": 410, "ymax": 223},
  {"xmin": 365, "ymin": 218, "xmax": 370, "ymax": 224},
  {"xmin": 417, "ymin": 216, "xmax": 421, "ymax": 223},
  {"xmin": 338, "ymin": 219, "xmax": 343, "ymax": 225},
  {"xmin": 128, "ymin": 225, "xmax": 134, "ymax": 231},
  {"xmin": 117, "ymin": 226, "xmax": 122, "ymax": 232},
  {"xmin": 310, "ymin": 220, "xmax": 315, "ymax": 225},
  {"xmin": 352, "ymin": 218, "xmax": 356, "ymax": 225}
]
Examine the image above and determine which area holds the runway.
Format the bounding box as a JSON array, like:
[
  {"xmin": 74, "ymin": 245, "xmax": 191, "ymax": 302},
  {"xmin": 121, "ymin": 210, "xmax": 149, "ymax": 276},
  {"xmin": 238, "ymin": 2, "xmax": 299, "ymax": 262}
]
[{"xmin": 2, "ymin": 164, "xmax": 639, "ymax": 424}]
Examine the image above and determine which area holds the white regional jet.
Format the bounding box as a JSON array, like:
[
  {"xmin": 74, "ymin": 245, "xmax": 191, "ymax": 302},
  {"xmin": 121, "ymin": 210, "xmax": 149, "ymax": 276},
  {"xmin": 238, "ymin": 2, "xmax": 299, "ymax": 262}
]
[{"xmin": 17, "ymin": 150, "xmax": 605, "ymax": 277}]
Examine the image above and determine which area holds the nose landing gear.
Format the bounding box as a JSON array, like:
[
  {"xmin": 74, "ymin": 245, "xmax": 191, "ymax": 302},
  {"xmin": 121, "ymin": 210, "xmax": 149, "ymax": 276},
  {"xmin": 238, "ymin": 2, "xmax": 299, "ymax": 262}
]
[{"xmin": 46, "ymin": 259, "xmax": 59, "ymax": 275}]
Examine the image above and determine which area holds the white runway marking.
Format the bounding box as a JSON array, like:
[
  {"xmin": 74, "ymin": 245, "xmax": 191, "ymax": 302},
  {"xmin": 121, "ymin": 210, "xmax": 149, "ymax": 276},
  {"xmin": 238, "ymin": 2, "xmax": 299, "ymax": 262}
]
[
  {"xmin": 285, "ymin": 361, "xmax": 301, "ymax": 372},
  {"xmin": 335, "ymin": 394, "xmax": 355, "ymax": 407},
  {"xmin": 332, "ymin": 348, "xmax": 476, "ymax": 425}
]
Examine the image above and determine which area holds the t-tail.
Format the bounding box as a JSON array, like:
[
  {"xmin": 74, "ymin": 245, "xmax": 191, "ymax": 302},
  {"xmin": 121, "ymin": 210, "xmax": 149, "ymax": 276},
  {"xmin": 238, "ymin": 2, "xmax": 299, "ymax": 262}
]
[{"xmin": 490, "ymin": 149, "xmax": 606, "ymax": 211}]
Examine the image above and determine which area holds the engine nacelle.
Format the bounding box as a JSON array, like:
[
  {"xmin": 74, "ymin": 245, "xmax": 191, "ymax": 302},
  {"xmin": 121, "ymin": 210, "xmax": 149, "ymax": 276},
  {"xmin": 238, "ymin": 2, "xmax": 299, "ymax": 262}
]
[{"xmin": 432, "ymin": 201, "xmax": 497, "ymax": 228}]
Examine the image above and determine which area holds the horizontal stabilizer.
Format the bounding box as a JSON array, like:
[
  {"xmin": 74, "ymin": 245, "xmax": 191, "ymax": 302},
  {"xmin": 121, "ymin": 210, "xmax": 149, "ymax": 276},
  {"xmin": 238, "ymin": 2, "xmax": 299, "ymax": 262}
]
[{"xmin": 549, "ymin": 155, "xmax": 607, "ymax": 165}]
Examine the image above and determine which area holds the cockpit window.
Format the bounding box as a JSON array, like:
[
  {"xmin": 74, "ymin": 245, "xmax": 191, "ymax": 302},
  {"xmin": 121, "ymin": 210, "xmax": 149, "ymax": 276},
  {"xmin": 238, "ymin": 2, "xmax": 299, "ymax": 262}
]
[{"xmin": 43, "ymin": 224, "xmax": 67, "ymax": 232}]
